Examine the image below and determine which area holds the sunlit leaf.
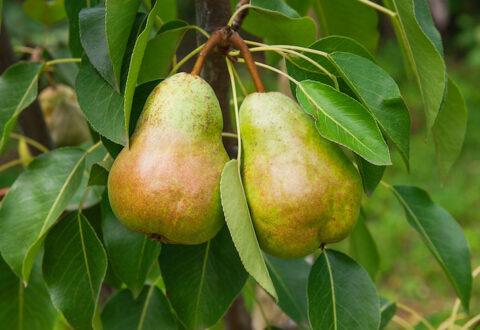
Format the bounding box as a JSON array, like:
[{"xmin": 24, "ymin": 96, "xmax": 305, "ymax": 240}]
[
  {"xmin": 296, "ymin": 80, "xmax": 391, "ymax": 165},
  {"xmin": 0, "ymin": 62, "xmax": 44, "ymax": 154},
  {"xmin": 0, "ymin": 147, "xmax": 86, "ymax": 282},
  {"xmin": 220, "ymin": 160, "xmax": 277, "ymax": 299},
  {"xmin": 329, "ymin": 52, "xmax": 411, "ymax": 167}
]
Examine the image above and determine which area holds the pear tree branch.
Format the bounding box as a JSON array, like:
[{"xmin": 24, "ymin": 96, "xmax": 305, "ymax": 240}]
[{"xmin": 191, "ymin": 27, "xmax": 265, "ymax": 93}]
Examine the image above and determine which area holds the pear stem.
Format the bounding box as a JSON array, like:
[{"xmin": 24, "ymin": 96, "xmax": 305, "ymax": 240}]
[
  {"xmin": 191, "ymin": 26, "xmax": 265, "ymax": 93},
  {"xmin": 191, "ymin": 28, "xmax": 231, "ymax": 76},
  {"xmin": 228, "ymin": 31, "xmax": 265, "ymax": 93}
]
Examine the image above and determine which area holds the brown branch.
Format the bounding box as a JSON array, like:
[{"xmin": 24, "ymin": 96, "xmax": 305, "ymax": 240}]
[
  {"xmin": 229, "ymin": 31, "xmax": 265, "ymax": 93},
  {"xmin": 191, "ymin": 27, "xmax": 232, "ymax": 76},
  {"xmin": 192, "ymin": 26, "xmax": 265, "ymax": 92},
  {"xmin": 231, "ymin": 0, "xmax": 250, "ymax": 31},
  {"xmin": 195, "ymin": 0, "xmax": 236, "ymax": 158}
]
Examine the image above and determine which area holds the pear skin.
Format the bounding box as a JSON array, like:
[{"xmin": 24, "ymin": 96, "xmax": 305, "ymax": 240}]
[
  {"xmin": 108, "ymin": 73, "xmax": 229, "ymax": 244},
  {"xmin": 240, "ymin": 92, "xmax": 362, "ymax": 258}
]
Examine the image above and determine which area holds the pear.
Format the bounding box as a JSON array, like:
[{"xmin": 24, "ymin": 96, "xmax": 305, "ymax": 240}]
[
  {"xmin": 240, "ymin": 92, "xmax": 362, "ymax": 258},
  {"xmin": 108, "ymin": 73, "xmax": 229, "ymax": 244}
]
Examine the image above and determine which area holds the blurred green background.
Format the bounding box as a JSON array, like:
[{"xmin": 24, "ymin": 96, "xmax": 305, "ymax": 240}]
[{"xmin": 1, "ymin": 0, "xmax": 479, "ymax": 326}]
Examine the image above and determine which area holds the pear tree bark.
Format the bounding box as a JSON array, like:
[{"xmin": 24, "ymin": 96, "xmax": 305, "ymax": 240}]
[
  {"xmin": 195, "ymin": 0, "xmax": 237, "ymax": 158},
  {"xmin": 194, "ymin": 1, "xmax": 252, "ymax": 329}
]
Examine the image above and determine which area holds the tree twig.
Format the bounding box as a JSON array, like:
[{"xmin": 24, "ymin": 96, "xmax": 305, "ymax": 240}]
[
  {"xmin": 229, "ymin": 31, "xmax": 265, "ymax": 92},
  {"xmin": 191, "ymin": 27, "xmax": 233, "ymax": 76},
  {"xmin": 231, "ymin": 0, "xmax": 250, "ymax": 31}
]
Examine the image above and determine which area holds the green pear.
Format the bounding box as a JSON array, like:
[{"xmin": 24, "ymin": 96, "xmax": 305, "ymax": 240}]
[
  {"xmin": 240, "ymin": 92, "xmax": 362, "ymax": 258},
  {"xmin": 108, "ymin": 73, "xmax": 229, "ymax": 244}
]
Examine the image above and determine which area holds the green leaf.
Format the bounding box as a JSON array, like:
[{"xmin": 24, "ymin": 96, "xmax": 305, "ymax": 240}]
[
  {"xmin": 384, "ymin": 0, "xmax": 446, "ymax": 131},
  {"xmin": 285, "ymin": 36, "xmax": 374, "ymax": 95},
  {"xmin": 296, "ymin": 80, "xmax": 391, "ymax": 165},
  {"xmin": 329, "ymin": 52, "xmax": 411, "ymax": 167},
  {"xmin": 0, "ymin": 254, "xmax": 58, "ymax": 330},
  {"xmin": 355, "ymin": 155, "xmax": 385, "ymax": 196},
  {"xmin": 88, "ymin": 159, "xmax": 113, "ymax": 186},
  {"xmin": 117, "ymin": 12, "xmax": 147, "ymax": 92},
  {"xmin": 159, "ymin": 226, "xmax": 248, "ymax": 329},
  {"xmin": 285, "ymin": 0, "xmax": 315, "ymax": 16},
  {"xmin": 129, "ymin": 79, "xmax": 162, "ymax": 134},
  {"xmin": 43, "ymin": 212, "xmax": 107, "ymax": 330},
  {"xmin": 156, "ymin": 0, "xmax": 177, "ymax": 22},
  {"xmin": 76, "ymin": 56, "xmax": 126, "ymax": 146},
  {"xmin": 23, "ymin": 0, "xmax": 66, "ymax": 25},
  {"xmin": 285, "ymin": 57, "xmax": 334, "ymax": 96},
  {"xmin": 432, "ymin": 78, "xmax": 467, "ymax": 180},
  {"xmin": 106, "ymin": 0, "xmax": 142, "ymax": 89},
  {"xmin": 220, "ymin": 160, "xmax": 277, "ymax": 299},
  {"xmin": 380, "ymin": 297, "xmax": 396, "ymax": 329},
  {"xmin": 391, "ymin": 185, "xmax": 472, "ymax": 311},
  {"xmin": 0, "ymin": 147, "xmax": 86, "ymax": 282},
  {"xmin": 102, "ymin": 286, "xmax": 178, "ymax": 330},
  {"xmin": 314, "ymin": 0, "xmax": 379, "ymax": 53},
  {"xmin": 349, "ymin": 214, "xmax": 380, "ymax": 279},
  {"xmin": 124, "ymin": 0, "xmax": 161, "ymax": 144},
  {"xmin": 101, "ymin": 135, "xmax": 123, "ymax": 159},
  {"xmin": 291, "ymin": 36, "xmax": 375, "ymax": 75},
  {"xmin": 0, "ymin": 62, "xmax": 44, "ymax": 154},
  {"xmin": 265, "ymin": 255, "xmax": 309, "ymax": 326},
  {"xmin": 102, "ymin": 196, "xmax": 162, "ymax": 294},
  {"xmin": 250, "ymin": 0, "xmax": 300, "ymax": 17},
  {"xmin": 308, "ymin": 249, "xmax": 380, "ymax": 330},
  {"xmin": 138, "ymin": 20, "xmax": 189, "ymax": 84},
  {"xmin": 64, "ymin": 0, "xmax": 87, "ymax": 58},
  {"xmin": 79, "ymin": 7, "xmax": 117, "ymax": 89},
  {"xmin": 241, "ymin": 1, "xmax": 317, "ymax": 47},
  {"xmin": 414, "ymin": 0, "xmax": 443, "ymax": 56},
  {"xmin": 66, "ymin": 144, "xmax": 107, "ymax": 210}
]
